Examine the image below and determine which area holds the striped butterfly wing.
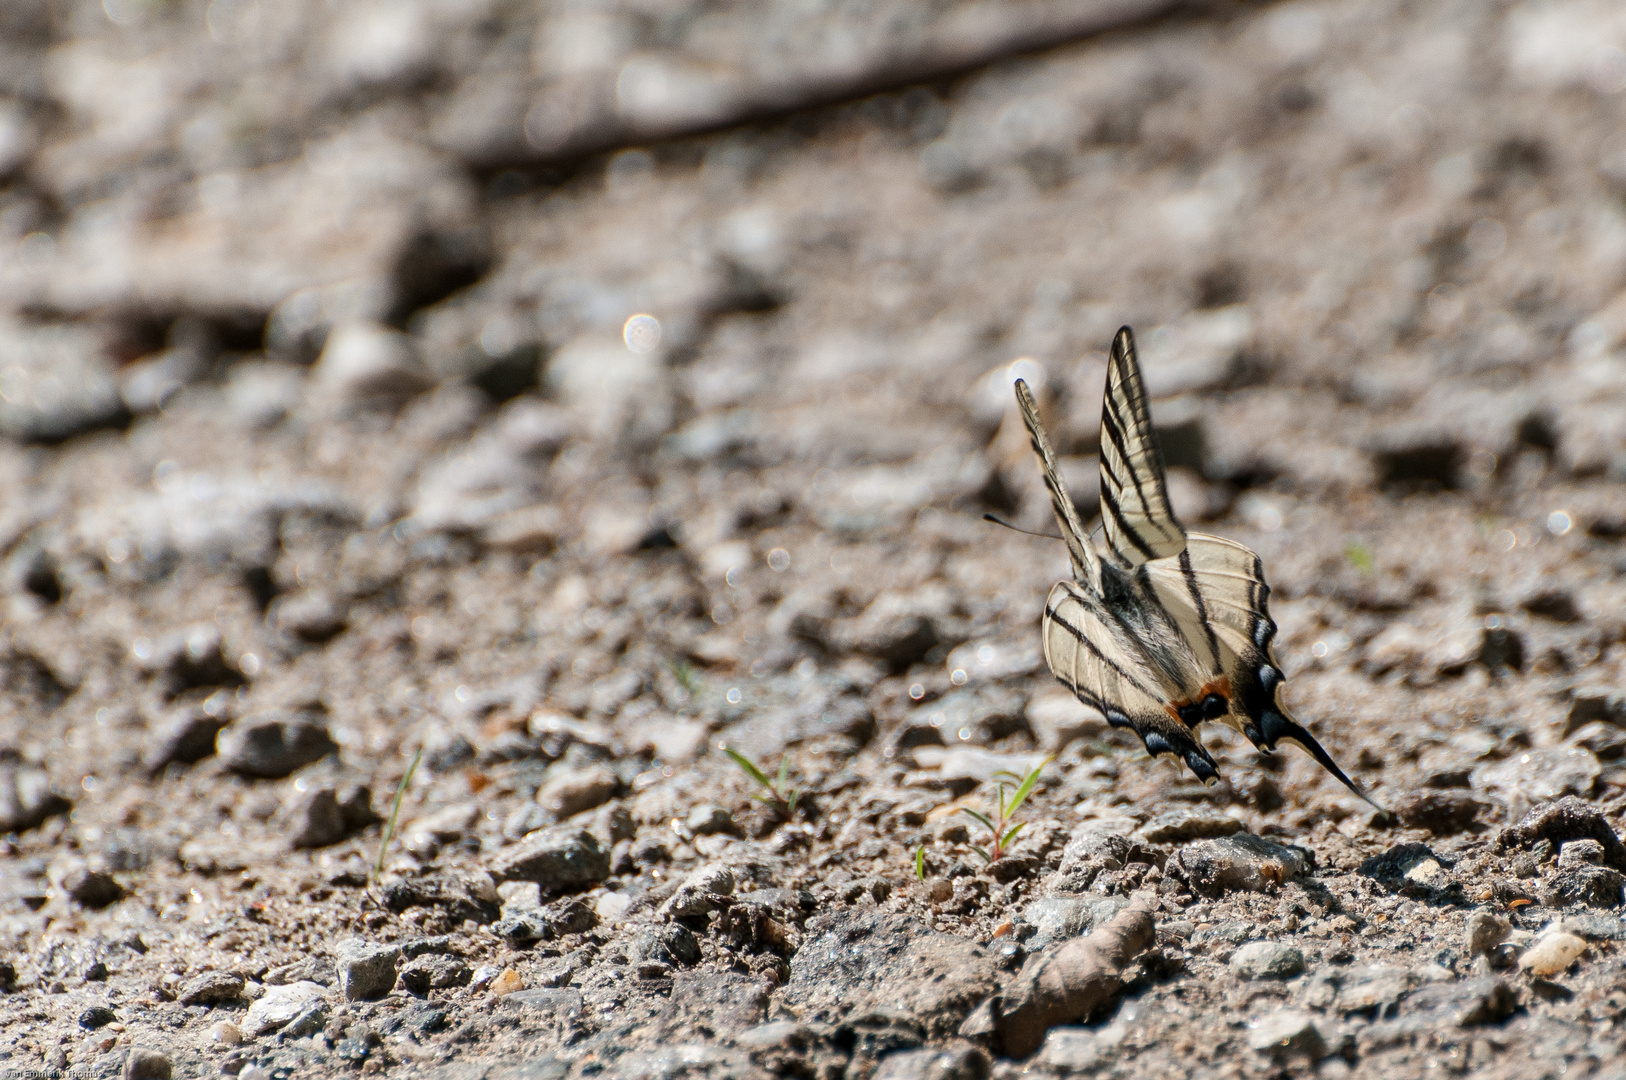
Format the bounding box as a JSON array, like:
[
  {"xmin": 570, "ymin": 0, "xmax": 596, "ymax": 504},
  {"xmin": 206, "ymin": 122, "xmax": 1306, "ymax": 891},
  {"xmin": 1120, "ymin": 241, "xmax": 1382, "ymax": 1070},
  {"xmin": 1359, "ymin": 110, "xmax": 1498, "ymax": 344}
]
[
  {"xmin": 1142, "ymin": 533, "xmax": 1380, "ymax": 807},
  {"xmin": 1041, "ymin": 578, "xmax": 1222, "ymax": 784},
  {"xmin": 1014, "ymin": 377, "xmax": 1100, "ymax": 587},
  {"xmin": 1098, "ymin": 327, "xmax": 1187, "ymax": 566}
]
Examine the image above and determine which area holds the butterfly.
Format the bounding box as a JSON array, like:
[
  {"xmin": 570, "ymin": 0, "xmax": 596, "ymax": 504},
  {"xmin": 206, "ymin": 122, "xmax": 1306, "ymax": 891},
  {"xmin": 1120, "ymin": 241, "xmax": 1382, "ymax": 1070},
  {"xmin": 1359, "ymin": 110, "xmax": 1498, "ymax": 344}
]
[{"xmin": 1014, "ymin": 326, "xmax": 1378, "ymax": 808}]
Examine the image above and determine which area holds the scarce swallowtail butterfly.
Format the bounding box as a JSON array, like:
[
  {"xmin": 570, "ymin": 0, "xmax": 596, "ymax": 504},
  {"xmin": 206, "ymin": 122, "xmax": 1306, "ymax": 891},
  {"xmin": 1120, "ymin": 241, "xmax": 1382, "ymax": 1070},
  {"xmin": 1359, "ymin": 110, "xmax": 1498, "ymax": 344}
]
[{"xmin": 1015, "ymin": 327, "xmax": 1379, "ymax": 809}]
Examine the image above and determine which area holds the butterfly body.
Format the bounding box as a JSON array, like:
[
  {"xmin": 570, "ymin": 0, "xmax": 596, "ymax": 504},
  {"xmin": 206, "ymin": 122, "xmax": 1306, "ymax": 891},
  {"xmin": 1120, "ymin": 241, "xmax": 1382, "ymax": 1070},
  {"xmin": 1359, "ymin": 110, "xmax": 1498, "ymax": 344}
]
[{"xmin": 1015, "ymin": 328, "xmax": 1377, "ymax": 807}]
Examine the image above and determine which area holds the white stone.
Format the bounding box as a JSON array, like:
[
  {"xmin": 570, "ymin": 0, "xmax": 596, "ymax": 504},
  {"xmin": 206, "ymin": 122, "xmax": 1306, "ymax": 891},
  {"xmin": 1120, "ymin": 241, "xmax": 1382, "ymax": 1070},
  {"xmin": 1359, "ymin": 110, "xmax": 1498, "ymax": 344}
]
[
  {"xmin": 314, "ymin": 321, "xmax": 432, "ymax": 411},
  {"xmin": 1519, "ymin": 932, "xmax": 1587, "ymax": 977},
  {"xmin": 242, "ymin": 981, "xmax": 328, "ymax": 1038}
]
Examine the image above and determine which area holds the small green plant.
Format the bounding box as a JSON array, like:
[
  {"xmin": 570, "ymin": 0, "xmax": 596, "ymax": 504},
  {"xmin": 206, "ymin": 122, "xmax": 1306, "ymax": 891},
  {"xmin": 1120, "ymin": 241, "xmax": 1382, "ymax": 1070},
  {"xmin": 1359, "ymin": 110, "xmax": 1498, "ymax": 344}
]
[
  {"xmin": 669, "ymin": 657, "xmax": 701, "ymax": 695},
  {"xmin": 1344, "ymin": 542, "xmax": 1375, "ymax": 577},
  {"xmin": 374, "ymin": 747, "xmax": 423, "ymax": 879},
  {"xmin": 962, "ymin": 757, "xmax": 1051, "ymax": 863},
  {"xmin": 914, "ymin": 843, "xmax": 928, "ymax": 881},
  {"xmin": 722, "ymin": 746, "xmax": 800, "ymax": 817}
]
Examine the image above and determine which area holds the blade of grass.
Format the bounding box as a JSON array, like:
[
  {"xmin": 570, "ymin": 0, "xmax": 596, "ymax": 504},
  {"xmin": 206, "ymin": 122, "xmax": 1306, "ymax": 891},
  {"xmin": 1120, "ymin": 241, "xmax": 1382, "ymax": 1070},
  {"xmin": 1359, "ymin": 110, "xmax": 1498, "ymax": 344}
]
[
  {"xmin": 375, "ymin": 747, "xmax": 423, "ymax": 879},
  {"xmin": 961, "ymin": 808, "xmax": 996, "ymax": 832},
  {"xmin": 1002, "ymin": 821, "xmax": 1027, "ymax": 847},
  {"xmin": 914, "ymin": 844, "xmax": 926, "ymax": 881},
  {"xmin": 776, "ymin": 756, "xmax": 789, "ymax": 795},
  {"xmin": 1004, "ymin": 756, "xmax": 1052, "ymax": 818},
  {"xmin": 723, "ymin": 747, "xmax": 774, "ymax": 791}
]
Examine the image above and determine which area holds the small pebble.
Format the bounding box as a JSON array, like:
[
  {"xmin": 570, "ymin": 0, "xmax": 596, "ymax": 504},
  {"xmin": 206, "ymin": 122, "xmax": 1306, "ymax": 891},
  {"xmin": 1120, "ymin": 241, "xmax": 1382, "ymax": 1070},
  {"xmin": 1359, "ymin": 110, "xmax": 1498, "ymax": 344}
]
[
  {"xmin": 1465, "ymin": 911, "xmax": 1511, "ymax": 956},
  {"xmin": 122, "ymin": 1047, "xmax": 172, "ymax": 1080},
  {"xmin": 1230, "ymin": 941, "xmax": 1306, "ymax": 980},
  {"xmin": 1518, "ymin": 932, "xmax": 1586, "ymax": 976},
  {"xmin": 490, "ymin": 968, "xmax": 525, "ymax": 997},
  {"xmin": 64, "ymin": 868, "xmax": 125, "ymax": 909},
  {"xmin": 686, "ymin": 803, "xmax": 735, "ymax": 835},
  {"xmin": 595, "ymin": 892, "xmax": 633, "ymax": 922},
  {"xmin": 210, "ymin": 1020, "xmax": 242, "ymax": 1045},
  {"xmin": 1247, "ymin": 1009, "xmax": 1325, "ymax": 1059}
]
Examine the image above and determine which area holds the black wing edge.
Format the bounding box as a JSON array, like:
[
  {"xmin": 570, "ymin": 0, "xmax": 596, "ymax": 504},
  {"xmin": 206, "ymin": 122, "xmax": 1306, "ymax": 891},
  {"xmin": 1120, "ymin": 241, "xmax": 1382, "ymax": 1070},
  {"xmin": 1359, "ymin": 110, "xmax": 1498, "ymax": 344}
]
[{"xmin": 1257, "ymin": 711, "xmax": 1387, "ymax": 813}]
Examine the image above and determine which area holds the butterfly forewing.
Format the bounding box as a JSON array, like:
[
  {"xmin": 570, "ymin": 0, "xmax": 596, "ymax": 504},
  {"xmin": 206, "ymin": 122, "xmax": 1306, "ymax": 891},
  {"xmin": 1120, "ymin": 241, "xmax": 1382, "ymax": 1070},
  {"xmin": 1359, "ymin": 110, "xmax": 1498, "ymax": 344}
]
[
  {"xmin": 1014, "ymin": 378, "xmax": 1100, "ymax": 587},
  {"xmin": 1098, "ymin": 328, "xmax": 1186, "ymax": 566}
]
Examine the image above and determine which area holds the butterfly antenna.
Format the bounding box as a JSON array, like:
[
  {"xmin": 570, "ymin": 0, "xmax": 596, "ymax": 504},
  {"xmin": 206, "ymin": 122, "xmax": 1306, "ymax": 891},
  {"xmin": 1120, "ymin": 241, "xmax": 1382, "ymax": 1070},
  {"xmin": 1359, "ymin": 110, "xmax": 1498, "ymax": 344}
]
[{"xmin": 982, "ymin": 514, "xmax": 1064, "ymax": 541}]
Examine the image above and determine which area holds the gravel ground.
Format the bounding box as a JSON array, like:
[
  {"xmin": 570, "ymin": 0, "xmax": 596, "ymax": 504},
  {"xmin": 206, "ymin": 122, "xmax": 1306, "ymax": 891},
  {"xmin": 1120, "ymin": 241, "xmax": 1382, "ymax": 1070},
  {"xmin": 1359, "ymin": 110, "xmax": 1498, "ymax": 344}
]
[{"xmin": 4, "ymin": 0, "xmax": 1626, "ymax": 1078}]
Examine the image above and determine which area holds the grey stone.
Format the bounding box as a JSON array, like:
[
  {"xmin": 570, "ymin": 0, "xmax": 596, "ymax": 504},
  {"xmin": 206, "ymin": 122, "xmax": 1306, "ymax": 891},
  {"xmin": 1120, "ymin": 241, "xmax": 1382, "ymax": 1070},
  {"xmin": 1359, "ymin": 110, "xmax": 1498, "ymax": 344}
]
[
  {"xmin": 1035, "ymin": 1027, "xmax": 1106, "ymax": 1071},
  {"xmin": 1138, "ymin": 807, "xmax": 1244, "ymax": 845},
  {"xmin": 662, "ymin": 864, "xmax": 736, "ymax": 919},
  {"xmin": 217, "ymin": 712, "xmax": 338, "ymax": 779},
  {"xmin": 871, "ymin": 1046, "xmax": 989, "ymax": 1080},
  {"xmin": 121, "ymin": 1048, "xmax": 172, "ymax": 1080},
  {"xmin": 497, "ymin": 988, "xmax": 584, "ymax": 1016},
  {"xmin": 132, "ymin": 624, "xmax": 243, "ymax": 696},
  {"xmin": 686, "ymin": 802, "xmax": 736, "ymax": 835},
  {"xmin": 284, "ymin": 1005, "xmax": 327, "ymax": 1039},
  {"xmin": 1402, "ymin": 976, "xmax": 1516, "ymax": 1026},
  {"xmin": 1230, "ymin": 941, "xmax": 1306, "ymax": 980},
  {"xmin": 1395, "ymin": 789, "xmax": 1485, "ymax": 835},
  {"xmin": 1560, "ymin": 913, "xmax": 1626, "ymax": 940},
  {"xmin": 1559, "ymin": 838, "xmax": 1607, "ymax": 868},
  {"xmin": 630, "ymin": 923, "xmax": 701, "ymax": 967},
  {"xmin": 335, "ymin": 939, "xmax": 400, "ymax": 1001},
  {"xmin": 0, "ymin": 753, "xmax": 71, "ymax": 833},
  {"xmin": 1019, "ymin": 896, "xmax": 1129, "ymax": 950},
  {"xmin": 399, "ymin": 955, "xmax": 472, "ymax": 994},
  {"xmin": 264, "ymin": 957, "xmax": 336, "ymax": 986},
  {"xmin": 783, "ymin": 910, "xmax": 1003, "ymax": 1040},
  {"xmin": 242, "ymin": 982, "xmax": 328, "ymax": 1034},
  {"xmin": 535, "ymin": 765, "xmax": 618, "ymax": 820},
  {"xmin": 1565, "ymin": 686, "xmax": 1626, "ymax": 735},
  {"xmin": 1465, "ymin": 911, "xmax": 1511, "ymax": 956},
  {"xmin": 1247, "ymin": 1010, "xmax": 1325, "ymax": 1059},
  {"xmin": 655, "ymin": 972, "xmax": 770, "ymax": 1039},
  {"xmin": 273, "ymin": 590, "xmax": 348, "ymax": 642},
  {"xmin": 486, "ymin": 826, "xmax": 611, "ymax": 888},
  {"xmin": 1045, "ymin": 831, "xmax": 1133, "ymax": 896},
  {"xmin": 314, "ymin": 321, "xmax": 433, "ymax": 412},
  {"xmin": 1169, "ymin": 833, "xmax": 1309, "ymax": 896},
  {"xmin": 1498, "ymin": 796, "xmax": 1626, "ymax": 871},
  {"xmin": 1335, "ymin": 965, "xmax": 1415, "ymax": 1017},
  {"xmin": 79, "ymin": 1005, "xmax": 116, "ymax": 1029},
  {"xmin": 177, "ymin": 970, "xmax": 245, "ymax": 1006}
]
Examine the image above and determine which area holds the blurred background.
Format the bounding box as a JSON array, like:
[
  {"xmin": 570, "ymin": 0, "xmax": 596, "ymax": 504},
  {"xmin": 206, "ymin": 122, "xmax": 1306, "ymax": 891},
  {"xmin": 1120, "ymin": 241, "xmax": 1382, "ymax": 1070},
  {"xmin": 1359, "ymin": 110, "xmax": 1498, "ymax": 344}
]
[{"xmin": 3, "ymin": 0, "xmax": 1626, "ymax": 865}]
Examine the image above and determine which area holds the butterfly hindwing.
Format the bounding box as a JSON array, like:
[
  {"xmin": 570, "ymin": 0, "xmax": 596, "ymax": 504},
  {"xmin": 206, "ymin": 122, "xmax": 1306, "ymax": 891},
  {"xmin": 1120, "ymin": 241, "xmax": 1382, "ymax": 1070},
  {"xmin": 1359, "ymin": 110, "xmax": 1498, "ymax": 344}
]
[
  {"xmin": 1142, "ymin": 533, "xmax": 1380, "ymax": 808},
  {"xmin": 1099, "ymin": 327, "xmax": 1186, "ymax": 565},
  {"xmin": 1042, "ymin": 580, "xmax": 1221, "ymax": 784}
]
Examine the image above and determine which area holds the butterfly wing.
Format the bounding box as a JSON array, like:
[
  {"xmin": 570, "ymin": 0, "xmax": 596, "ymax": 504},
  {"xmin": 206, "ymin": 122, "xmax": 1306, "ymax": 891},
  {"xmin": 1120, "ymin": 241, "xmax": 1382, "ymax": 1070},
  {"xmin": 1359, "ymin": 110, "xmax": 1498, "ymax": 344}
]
[
  {"xmin": 1015, "ymin": 377, "xmax": 1101, "ymax": 587},
  {"xmin": 1143, "ymin": 532, "xmax": 1381, "ymax": 808},
  {"xmin": 1098, "ymin": 327, "xmax": 1187, "ymax": 566},
  {"xmin": 1042, "ymin": 579, "xmax": 1221, "ymax": 784}
]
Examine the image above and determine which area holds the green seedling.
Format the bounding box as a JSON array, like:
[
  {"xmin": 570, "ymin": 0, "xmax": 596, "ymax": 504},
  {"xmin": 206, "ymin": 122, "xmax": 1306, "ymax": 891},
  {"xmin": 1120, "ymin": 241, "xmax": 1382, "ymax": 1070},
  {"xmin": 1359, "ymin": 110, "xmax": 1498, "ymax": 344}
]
[
  {"xmin": 669, "ymin": 657, "xmax": 701, "ymax": 695},
  {"xmin": 914, "ymin": 843, "xmax": 928, "ymax": 881},
  {"xmin": 374, "ymin": 747, "xmax": 423, "ymax": 879},
  {"xmin": 1344, "ymin": 542, "xmax": 1375, "ymax": 577},
  {"xmin": 961, "ymin": 756, "xmax": 1051, "ymax": 863},
  {"xmin": 722, "ymin": 746, "xmax": 800, "ymax": 817}
]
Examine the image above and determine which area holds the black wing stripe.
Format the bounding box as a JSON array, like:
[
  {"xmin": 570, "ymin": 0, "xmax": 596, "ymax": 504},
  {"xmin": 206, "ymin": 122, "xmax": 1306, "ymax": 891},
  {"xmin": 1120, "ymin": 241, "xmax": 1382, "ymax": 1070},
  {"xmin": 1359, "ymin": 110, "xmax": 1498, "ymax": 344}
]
[
  {"xmin": 1099, "ymin": 485, "xmax": 1158, "ymax": 560},
  {"xmin": 1044, "ymin": 601, "xmax": 1162, "ymax": 702},
  {"xmin": 1178, "ymin": 547, "xmax": 1223, "ymax": 670}
]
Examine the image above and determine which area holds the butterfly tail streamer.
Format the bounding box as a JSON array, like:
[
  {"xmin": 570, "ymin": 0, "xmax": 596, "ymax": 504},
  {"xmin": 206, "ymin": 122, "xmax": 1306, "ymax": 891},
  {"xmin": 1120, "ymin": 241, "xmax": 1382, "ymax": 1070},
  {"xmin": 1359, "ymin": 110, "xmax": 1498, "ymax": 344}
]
[
  {"xmin": 1014, "ymin": 377, "xmax": 1101, "ymax": 586},
  {"xmin": 1259, "ymin": 710, "xmax": 1386, "ymax": 813}
]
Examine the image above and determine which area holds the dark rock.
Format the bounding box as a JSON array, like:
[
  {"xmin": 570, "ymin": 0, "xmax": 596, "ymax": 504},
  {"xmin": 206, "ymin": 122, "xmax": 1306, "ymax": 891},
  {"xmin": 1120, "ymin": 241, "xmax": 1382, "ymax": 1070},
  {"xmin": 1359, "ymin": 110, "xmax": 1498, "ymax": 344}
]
[
  {"xmin": 399, "ymin": 955, "xmax": 472, "ymax": 994},
  {"xmin": 338, "ymin": 784, "xmax": 382, "ymax": 832},
  {"xmin": 79, "ymin": 1005, "xmax": 117, "ymax": 1029},
  {"xmin": 178, "ymin": 970, "xmax": 245, "ymax": 1006},
  {"xmin": 264, "ymin": 957, "xmax": 336, "ymax": 986},
  {"xmin": 217, "ymin": 712, "xmax": 338, "ymax": 778},
  {"xmin": 287, "ymin": 786, "xmax": 347, "ymax": 849},
  {"xmin": 1564, "ymin": 687, "xmax": 1626, "ymax": 735},
  {"xmin": 1370, "ymin": 432, "xmax": 1461, "ymax": 489},
  {"xmin": 64, "ymin": 868, "xmax": 125, "ymax": 909},
  {"xmin": 132, "ymin": 624, "xmax": 244, "ymax": 696},
  {"xmin": 1477, "ymin": 626, "xmax": 1525, "ymax": 672},
  {"xmin": 121, "ymin": 1048, "xmax": 172, "ymax": 1080},
  {"xmin": 534, "ymin": 765, "xmax": 618, "ymax": 820},
  {"xmin": 1521, "ymin": 588, "xmax": 1581, "ymax": 623},
  {"xmin": 142, "ymin": 707, "xmax": 229, "ymax": 773},
  {"xmin": 1498, "ymin": 796, "xmax": 1626, "ymax": 872},
  {"xmin": 1247, "ymin": 1010, "xmax": 1325, "ymax": 1060},
  {"xmin": 1357, "ymin": 843, "xmax": 1448, "ymax": 891},
  {"xmin": 1334, "ymin": 965, "xmax": 1414, "ymax": 1017},
  {"xmin": 1396, "ymin": 790, "xmax": 1485, "ymax": 835},
  {"xmin": 1539, "ymin": 866, "xmax": 1625, "ymax": 909},
  {"xmin": 0, "ymin": 752, "xmax": 71, "ymax": 832},
  {"xmin": 629, "ymin": 923, "xmax": 701, "ymax": 967},
  {"xmin": 1168, "ymin": 834, "xmax": 1308, "ymax": 896},
  {"xmin": 0, "ymin": 958, "xmax": 15, "ymax": 989},
  {"xmin": 1569, "ymin": 722, "xmax": 1626, "ymax": 761},
  {"xmin": 380, "ymin": 876, "xmax": 499, "ymax": 924},
  {"xmin": 872, "ymin": 1046, "xmax": 990, "ymax": 1080},
  {"xmin": 783, "ymin": 910, "xmax": 1002, "ymax": 1039},
  {"xmin": 486, "ymin": 826, "xmax": 611, "ymax": 888},
  {"xmin": 685, "ymin": 802, "xmax": 736, "ymax": 835},
  {"xmin": 1403, "ymin": 977, "xmax": 1516, "ymax": 1026}
]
